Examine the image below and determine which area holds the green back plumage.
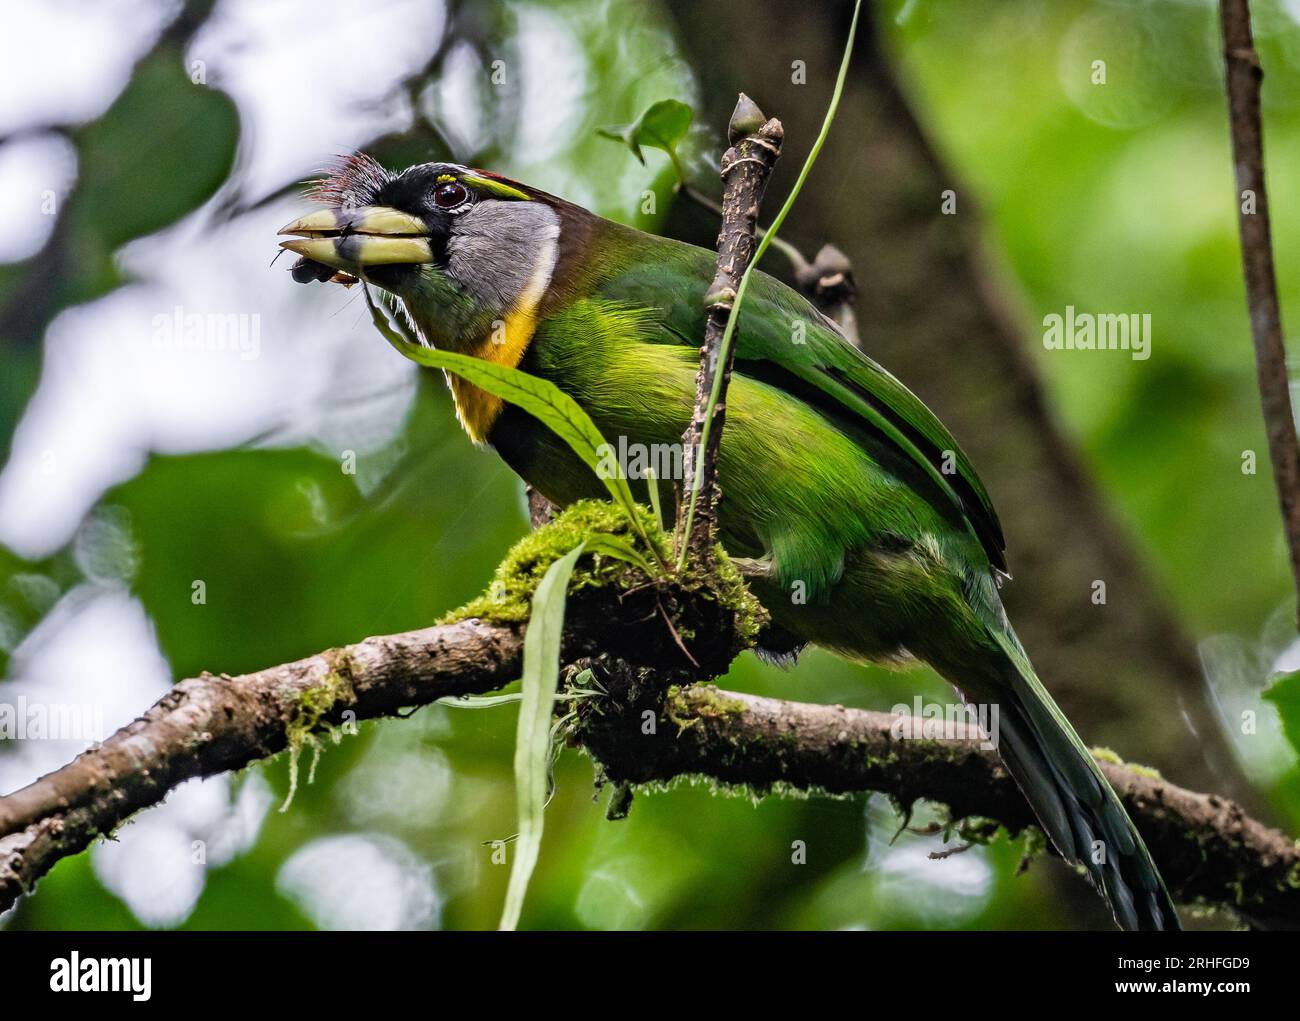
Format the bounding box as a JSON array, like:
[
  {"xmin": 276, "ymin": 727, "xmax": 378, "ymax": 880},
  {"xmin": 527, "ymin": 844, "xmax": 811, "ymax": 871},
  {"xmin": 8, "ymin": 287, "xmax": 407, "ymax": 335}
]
[
  {"xmin": 555, "ymin": 218, "xmax": 1007, "ymax": 573},
  {"xmin": 515, "ymin": 294, "xmax": 974, "ymax": 604}
]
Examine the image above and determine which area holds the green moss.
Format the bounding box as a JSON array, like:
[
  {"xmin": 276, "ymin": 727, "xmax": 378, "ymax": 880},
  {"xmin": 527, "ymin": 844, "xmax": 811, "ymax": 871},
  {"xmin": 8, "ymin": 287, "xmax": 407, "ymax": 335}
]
[
  {"xmin": 439, "ymin": 500, "xmax": 667, "ymax": 626},
  {"xmin": 1091, "ymin": 745, "xmax": 1163, "ymax": 779},
  {"xmin": 279, "ymin": 657, "xmax": 354, "ymax": 812},
  {"xmin": 438, "ymin": 500, "xmax": 766, "ymax": 653},
  {"xmin": 953, "ymin": 816, "xmax": 1003, "ymax": 846},
  {"xmin": 664, "ymin": 683, "xmax": 747, "ymax": 733},
  {"xmin": 703, "ymin": 541, "xmax": 766, "ymax": 648},
  {"xmin": 1012, "ymin": 825, "xmax": 1048, "ymax": 874}
]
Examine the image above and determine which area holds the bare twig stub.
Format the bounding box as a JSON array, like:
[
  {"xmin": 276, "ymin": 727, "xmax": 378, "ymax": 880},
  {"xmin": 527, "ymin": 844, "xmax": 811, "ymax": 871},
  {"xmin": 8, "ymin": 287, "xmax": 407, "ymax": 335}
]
[
  {"xmin": 796, "ymin": 242, "xmax": 859, "ymax": 347},
  {"xmin": 1220, "ymin": 0, "xmax": 1300, "ymax": 626},
  {"xmin": 676, "ymin": 184, "xmax": 862, "ymax": 348},
  {"xmin": 677, "ymin": 94, "xmax": 784, "ymax": 563},
  {"xmin": 1, "ymin": 615, "xmax": 1295, "ymax": 924},
  {"xmin": 526, "ymin": 485, "xmax": 556, "ymax": 529}
]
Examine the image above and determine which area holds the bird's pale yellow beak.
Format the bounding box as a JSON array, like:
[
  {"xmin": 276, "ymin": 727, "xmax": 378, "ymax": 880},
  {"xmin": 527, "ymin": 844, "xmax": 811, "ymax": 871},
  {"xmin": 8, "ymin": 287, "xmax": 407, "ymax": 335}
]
[{"xmin": 277, "ymin": 206, "xmax": 434, "ymax": 268}]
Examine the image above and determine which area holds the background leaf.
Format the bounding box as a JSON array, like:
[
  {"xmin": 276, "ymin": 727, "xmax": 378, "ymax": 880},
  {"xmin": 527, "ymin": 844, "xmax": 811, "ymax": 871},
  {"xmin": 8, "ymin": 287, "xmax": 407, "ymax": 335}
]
[
  {"xmin": 1264, "ymin": 670, "xmax": 1300, "ymax": 757},
  {"xmin": 598, "ymin": 98, "xmax": 693, "ymax": 166}
]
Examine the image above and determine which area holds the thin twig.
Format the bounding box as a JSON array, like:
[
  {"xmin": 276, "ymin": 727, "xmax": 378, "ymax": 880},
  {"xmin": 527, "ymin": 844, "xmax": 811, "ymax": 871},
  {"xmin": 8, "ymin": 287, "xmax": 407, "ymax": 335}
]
[
  {"xmin": 677, "ymin": 0, "xmax": 862, "ymax": 569},
  {"xmin": 1220, "ymin": 0, "xmax": 1300, "ymax": 627},
  {"xmin": 675, "ymin": 94, "xmax": 784, "ymax": 567}
]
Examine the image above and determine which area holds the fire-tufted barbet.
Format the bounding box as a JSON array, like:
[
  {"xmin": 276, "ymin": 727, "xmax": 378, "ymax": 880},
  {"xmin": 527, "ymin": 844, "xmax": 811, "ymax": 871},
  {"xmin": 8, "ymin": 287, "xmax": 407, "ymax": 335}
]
[{"xmin": 278, "ymin": 154, "xmax": 1179, "ymax": 931}]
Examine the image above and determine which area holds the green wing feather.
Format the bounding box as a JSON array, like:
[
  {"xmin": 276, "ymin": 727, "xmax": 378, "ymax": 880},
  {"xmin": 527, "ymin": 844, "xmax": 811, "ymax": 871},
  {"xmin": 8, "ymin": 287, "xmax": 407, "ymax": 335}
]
[{"xmin": 590, "ymin": 226, "xmax": 1007, "ymax": 573}]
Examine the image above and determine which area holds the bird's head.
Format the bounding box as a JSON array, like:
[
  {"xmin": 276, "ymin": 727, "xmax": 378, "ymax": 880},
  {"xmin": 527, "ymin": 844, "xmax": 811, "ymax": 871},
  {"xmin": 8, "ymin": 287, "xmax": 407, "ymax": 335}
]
[{"xmin": 278, "ymin": 154, "xmax": 563, "ymax": 352}]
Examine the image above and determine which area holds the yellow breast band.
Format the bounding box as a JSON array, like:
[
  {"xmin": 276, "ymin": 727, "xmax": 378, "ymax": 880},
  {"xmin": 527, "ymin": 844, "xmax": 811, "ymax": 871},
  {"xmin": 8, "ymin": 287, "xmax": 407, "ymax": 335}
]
[{"xmin": 448, "ymin": 229, "xmax": 559, "ymax": 443}]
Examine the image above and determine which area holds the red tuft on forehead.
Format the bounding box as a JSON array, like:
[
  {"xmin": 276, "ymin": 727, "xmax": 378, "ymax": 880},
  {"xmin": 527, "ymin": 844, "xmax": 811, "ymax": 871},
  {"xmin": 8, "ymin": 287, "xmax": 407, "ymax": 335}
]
[{"xmin": 307, "ymin": 152, "xmax": 391, "ymax": 208}]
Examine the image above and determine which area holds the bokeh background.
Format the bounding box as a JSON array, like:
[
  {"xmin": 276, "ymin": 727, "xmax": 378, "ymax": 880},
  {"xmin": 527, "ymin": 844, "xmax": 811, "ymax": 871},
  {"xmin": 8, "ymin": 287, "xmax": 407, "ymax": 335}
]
[{"xmin": 3, "ymin": 0, "xmax": 1300, "ymax": 930}]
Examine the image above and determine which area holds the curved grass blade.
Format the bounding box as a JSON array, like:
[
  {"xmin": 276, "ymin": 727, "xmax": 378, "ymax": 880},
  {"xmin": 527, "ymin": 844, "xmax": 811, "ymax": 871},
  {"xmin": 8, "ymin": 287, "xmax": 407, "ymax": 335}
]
[
  {"xmin": 644, "ymin": 466, "xmax": 666, "ymax": 532},
  {"xmin": 438, "ymin": 693, "xmax": 523, "ymax": 709},
  {"xmin": 359, "ymin": 283, "xmax": 661, "ymax": 565},
  {"xmin": 498, "ymin": 540, "xmax": 586, "ymax": 931},
  {"xmin": 581, "ymin": 531, "xmax": 656, "ymax": 577}
]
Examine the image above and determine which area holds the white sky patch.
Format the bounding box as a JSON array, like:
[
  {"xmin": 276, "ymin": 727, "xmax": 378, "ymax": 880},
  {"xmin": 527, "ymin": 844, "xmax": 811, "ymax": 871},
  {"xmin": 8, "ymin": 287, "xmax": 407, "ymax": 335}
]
[
  {"xmin": 189, "ymin": 0, "xmax": 446, "ymax": 200},
  {"xmin": 0, "ymin": 199, "xmax": 417, "ymax": 558},
  {"xmin": 869, "ymin": 840, "xmax": 994, "ymax": 926},
  {"xmin": 0, "ymin": 133, "xmax": 77, "ymax": 263},
  {"xmin": 276, "ymin": 833, "xmax": 439, "ymax": 930},
  {"xmin": 1201, "ymin": 609, "xmax": 1299, "ymax": 785},
  {"xmin": 0, "ymin": 580, "xmax": 273, "ymax": 927},
  {"xmin": 91, "ymin": 772, "xmax": 274, "ymax": 927},
  {"xmin": 338, "ymin": 745, "xmax": 457, "ymax": 830},
  {"xmin": 424, "ymin": 41, "xmax": 490, "ymax": 156},
  {"xmin": 0, "ymin": 0, "xmax": 438, "ymax": 558},
  {"xmin": 0, "ymin": 0, "xmax": 178, "ymax": 134},
  {"xmin": 513, "ymin": 5, "xmax": 586, "ymax": 164},
  {"xmin": 861, "ymin": 796, "xmax": 993, "ymax": 927},
  {"xmin": 0, "ymin": 584, "xmax": 170, "ymax": 793},
  {"xmin": 92, "ymin": 816, "xmax": 208, "ymax": 928}
]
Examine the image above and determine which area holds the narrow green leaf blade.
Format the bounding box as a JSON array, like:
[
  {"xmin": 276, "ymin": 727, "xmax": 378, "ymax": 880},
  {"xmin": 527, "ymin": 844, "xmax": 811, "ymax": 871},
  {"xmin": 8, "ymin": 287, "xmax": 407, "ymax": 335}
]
[
  {"xmin": 360, "ymin": 283, "xmax": 656, "ymax": 554},
  {"xmin": 498, "ymin": 540, "xmax": 586, "ymax": 931},
  {"xmin": 581, "ymin": 532, "xmax": 654, "ymax": 576},
  {"xmin": 438, "ymin": 693, "xmax": 522, "ymax": 709},
  {"xmin": 644, "ymin": 467, "xmax": 666, "ymax": 532}
]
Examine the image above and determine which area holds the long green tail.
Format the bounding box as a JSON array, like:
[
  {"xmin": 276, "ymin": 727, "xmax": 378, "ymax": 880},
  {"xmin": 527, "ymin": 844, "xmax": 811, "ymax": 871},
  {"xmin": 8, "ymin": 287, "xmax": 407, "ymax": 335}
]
[{"xmin": 983, "ymin": 628, "xmax": 1180, "ymax": 931}]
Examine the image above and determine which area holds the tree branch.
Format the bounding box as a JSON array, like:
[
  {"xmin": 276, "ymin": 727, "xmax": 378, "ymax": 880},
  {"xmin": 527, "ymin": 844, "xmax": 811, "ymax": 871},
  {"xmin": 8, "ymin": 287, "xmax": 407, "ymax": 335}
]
[
  {"xmin": 0, "ymin": 619, "xmax": 519, "ymax": 910},
  {"xmin": 2, "ymin": 615, "xmax": 1296, "ymax": 925},
  {"xmin": 1221, "ymin": 0, "xmax": 1300, "ymax": 627},
  {"xmin": 677, "ymin": 94, "xmax": 784, "ymax": 563}
]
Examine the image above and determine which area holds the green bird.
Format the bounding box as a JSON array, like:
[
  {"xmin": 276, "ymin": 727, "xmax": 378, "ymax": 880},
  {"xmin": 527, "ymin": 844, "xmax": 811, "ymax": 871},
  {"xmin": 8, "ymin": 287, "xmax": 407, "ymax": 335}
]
[{"xmin": 279, "ymin": 154, "xmax": 1179, "ymax": 931}]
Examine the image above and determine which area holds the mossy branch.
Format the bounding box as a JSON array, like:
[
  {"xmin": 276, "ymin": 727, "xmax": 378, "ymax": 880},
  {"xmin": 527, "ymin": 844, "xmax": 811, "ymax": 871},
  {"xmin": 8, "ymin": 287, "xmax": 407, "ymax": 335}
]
[{"xmin": 0, "ymin": 506, "xmax": 1296, "ymax": 925}]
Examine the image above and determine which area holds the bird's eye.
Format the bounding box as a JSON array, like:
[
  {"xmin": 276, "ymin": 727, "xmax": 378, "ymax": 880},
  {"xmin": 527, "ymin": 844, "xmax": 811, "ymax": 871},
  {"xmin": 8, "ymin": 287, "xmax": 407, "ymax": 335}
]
[{"xmin": 432, "ymin": 181, "xmax": 470, "ymax": 211}]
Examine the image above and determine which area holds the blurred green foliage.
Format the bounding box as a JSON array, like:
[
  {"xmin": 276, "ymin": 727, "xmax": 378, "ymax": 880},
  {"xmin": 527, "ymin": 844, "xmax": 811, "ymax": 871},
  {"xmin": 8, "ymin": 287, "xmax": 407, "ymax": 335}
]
[
  {"xmin": 2, "ymin": 0, "xmax": 1298, "ymax": 931},
  {"xmin": 889, "ymin": 0, "xmax": 1300, "ymax": 634}
]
